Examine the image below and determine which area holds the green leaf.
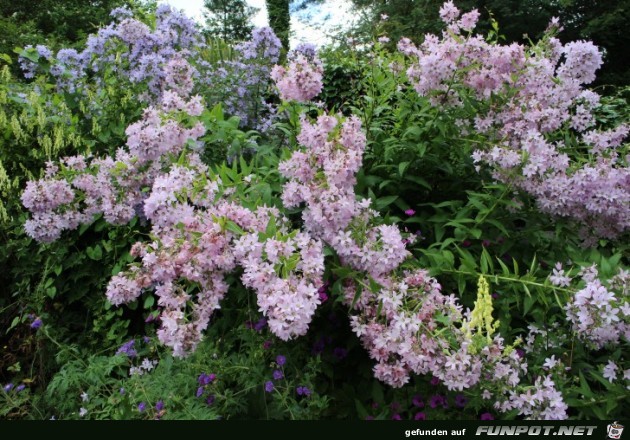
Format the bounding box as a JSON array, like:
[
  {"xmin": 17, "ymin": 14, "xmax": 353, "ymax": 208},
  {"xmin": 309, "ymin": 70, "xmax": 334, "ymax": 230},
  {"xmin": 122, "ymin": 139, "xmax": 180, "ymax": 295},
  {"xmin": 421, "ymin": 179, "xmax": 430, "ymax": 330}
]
[
  {"xmin": 374, "ymin": 195, "xmax": 398, "ymax": 210},
  {"xmin": 9, "ymin": 316, "xmax": 20, "ymax": 332},
  {"xmin": 143, "ymin": 296, "xmax": 155, "ymax": 309},
  {"xmin": 225, "ymin": 220, "xmax": 245, "ymax": 236},
  {"xmin": 404, "ymin": 175, "xmax": 431, "ymax": 190},
  {"xmin": 350, "ymin": 283, "xmax": 363, "ymax": 309},
  {"xmin": 398, "ymin": 161, "xmax": 410, "ymax": 177},
  {"xmin": 354, "ymin": 399, "xmax": 369, "ymax": 418},
  {"xmin": 86, "ymin": 245, "xmax": 103, "ymax": 260}
]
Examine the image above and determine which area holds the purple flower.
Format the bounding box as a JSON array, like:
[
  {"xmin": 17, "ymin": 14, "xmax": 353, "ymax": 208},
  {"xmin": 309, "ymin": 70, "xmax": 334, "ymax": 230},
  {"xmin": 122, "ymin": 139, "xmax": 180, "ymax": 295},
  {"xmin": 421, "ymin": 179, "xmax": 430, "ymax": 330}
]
[
  {"xmin": 333, "ymin": 347, "xmax": 348, "ymax": 360},
  {"xmin": 197, "ymin": 373, "xmax": 215, "ymax": 386},
  {"xmin": 412, "ymin": 395, "xmax": 424, "ymax": 408},
  {"xmin": 480, "ymin": 412, "xmax": 494, "ymax": 420},
  {"xmin": 317, "ymin": 283, "xmax": 329, "ymax": 302},
  {"xmin": 311, "ymin": 338, "xmax": 325, "ymax": 355},
  {"xmin": 116, "ymin": 340, "xmax": 137, "ymax": 358},
  {"xmin": 429, "ymin": 394, "xmax": 446, "ymax": 409},
  {"xmin": 196, "ymin": 386, "xmax": 204, "ymax": 398},
  {"xmin": 3, "ymin": 383, "xmax": 14, "ymax": 392},
  {"xmin": 16, "ymin": 384, "xmax": 26, "ymax": 392},
  {"xmin": 404, "ymin": 209, "xmax": 415, "ymax": 216},
  {"xmin": 275, "ymin": 355, "xmax": 286, "ymax": 366},
  {"xmin": 263, "ymin": 340, "xmax": 273, "ymax": 350},
  {"xmin": 430, "ymin": 376, "xmax": 440, "ymax": 386},
  {"xmin": 264, "ymin": 381, "xmax": 274, "ymax": 393},
  {"xmin": 454, "ymin": 394, "xmax": 468, "ymax": 408},
  {"xmin": 253, "ymin": 318, "xmax": 267, "ymax": 332},
  {"xmin": 138, "ymin": 402, "xmax": 146, "ymax": 412},
  {"xmin": 30, "ymin": 318, "xmax": 43, "ymax": 329},
  {"xmin": 296, "ymin": 386, "xmax": 311, "ymax": 397},
  {"xmin": 391, "ymin": 413, "xmax": 402, "ymax": 420},
  {"xmin": 414, "ymin": 412, "xmax": 426, "ymax": 420},
  {"xmin": 461, "ymin": 240, "xmax": 472, "ymax": 248},
  {"xmin": 206, "ymin": 395, "xmax": 215, "ymax": 406},
  {"xmin": 119, "ymin": 387, "xmax": 125, "ymax": 395},
  {"xmin": 155, "ymin": 400, "xmax": 164, "ymax": 411},
  {"xmin": 482, "ymin": 239, "xmax": 491, "ymax": 247},
  {"xmin": 272, "ymin": 369, "xmax": 284, "ymax": 380}
]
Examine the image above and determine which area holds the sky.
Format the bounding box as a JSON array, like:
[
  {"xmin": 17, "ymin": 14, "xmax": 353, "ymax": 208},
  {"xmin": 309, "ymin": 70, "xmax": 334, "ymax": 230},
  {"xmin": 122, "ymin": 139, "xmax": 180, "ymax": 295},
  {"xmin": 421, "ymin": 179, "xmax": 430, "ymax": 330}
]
[{"xmin": 158, "ymin": 0, "xmax": 355, "ymax": 47}]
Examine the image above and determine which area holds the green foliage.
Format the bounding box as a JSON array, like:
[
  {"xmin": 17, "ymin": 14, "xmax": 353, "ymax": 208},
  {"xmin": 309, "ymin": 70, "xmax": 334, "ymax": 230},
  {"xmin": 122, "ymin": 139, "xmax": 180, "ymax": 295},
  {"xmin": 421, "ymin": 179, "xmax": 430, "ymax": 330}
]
[
  {"xmin": 1, "ymin": 4, "xmax": 629, "ymax": 422},
  {"xmin": 266, "ymin": 0, "xmax": 290, "ymax": 50},
  {"xmin": 203, "ymin": 0, "xmax": 258, "ymax": 42}
]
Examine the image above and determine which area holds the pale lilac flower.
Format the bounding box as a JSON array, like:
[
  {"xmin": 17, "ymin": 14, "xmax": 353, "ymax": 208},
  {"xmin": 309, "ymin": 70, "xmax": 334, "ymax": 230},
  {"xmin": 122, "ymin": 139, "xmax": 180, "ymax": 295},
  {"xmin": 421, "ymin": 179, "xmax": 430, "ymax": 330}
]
[{"xmin": 603, "ymin": 360, "xmax": 618, "ymax": 382}]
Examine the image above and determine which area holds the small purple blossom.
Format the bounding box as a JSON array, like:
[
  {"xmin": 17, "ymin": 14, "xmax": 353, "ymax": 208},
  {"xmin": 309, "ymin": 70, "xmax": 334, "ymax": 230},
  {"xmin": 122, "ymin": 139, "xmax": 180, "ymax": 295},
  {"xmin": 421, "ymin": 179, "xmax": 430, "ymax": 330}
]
[
  {"xmin": 391, "ymin": 413, "xmax": 402, "ymax": 420},
  {"xmin": 206, "ymin": 395, "xmax": 215, "ymax": 406},
  {"xmin": 296, "ymin": 386, "xmax": 311, "ymax": 397},
  {"xmin": 253, "ymin": 318, "xmax": 267, "ymax": 332},
  {"xmin": 429, "ymin": 394, "xmax": 447, "ymax": 409},
  {"xmin": 412, "ymin": 395, "xmax": 424, "ymax": 408},
  {"xmin": 317, "ymin": 282, "xmax": 329, "ymax": 303},
  {"xmin": 263, "ymin": 340, "xmax": 273, "ymax": 350},
  {"xmin": 276, "ymin": 355, "xmax": 286, "ymax": 366},
  {"xmin": 3, "ymin": 383, "xmax": 14, "ymax": 392},
  {"xmin": 30, "ymin": 318, "xmax": 43, "ymax": 329},
  {"xmin": 454, "ymin": 394, "xmax": 468, "ymax": 408},
  {"xmin": 333, "ymin": 347, "xmax": 348, "ymax": 359},
  {"xmin": 119, "ymin": 387, "xmax": 125, "ymax": 395},
  {"xmin": 196, "ymin": 387, "xmax": 204, "ymax": 398},
  {"xmin": 16, "ymin": 384, "xmax": 26, "ymax": 392},
  {"xmin": 264, "ymin": 381, "xmax": 275, "ymax": 393},
  {"xmin": 198, "ymin": 373, "xmax": 215, "ymax": 386},
  {"xmin": 155, "ymin": 400, "xmax": 164, "ymax": 411},
  {"xmin": 430, "ymin": 376, "xmax": 440, "ymax": 386},
  {"xmin": 414, "ymin": 412, "xmax": 426, "ymax": 420},
  {"xmin": 404, "ymin": 209, "xmax": 415, "ymax": 216},
  {"xmin": 272, "ymin": 369, "xmax": 284, "ymax": 380},
  {"xmin": 138, "ymin": 402, "xmax": 146, "ymax": 412},
  {"xmin": 480, "ymin": 412, "xmax": 494, "ymax": 420},
  {"xmin": 116, "ymin": 340, "xmax": 137, "ymax": 358}
]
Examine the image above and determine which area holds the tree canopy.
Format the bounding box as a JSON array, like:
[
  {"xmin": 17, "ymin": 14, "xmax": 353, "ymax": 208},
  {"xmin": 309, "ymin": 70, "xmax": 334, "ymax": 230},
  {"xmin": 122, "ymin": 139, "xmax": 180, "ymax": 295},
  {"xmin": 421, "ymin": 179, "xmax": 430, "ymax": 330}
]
[{"xmin": 204, "ymin": 0, "xmax": 258, "ymax": 42}]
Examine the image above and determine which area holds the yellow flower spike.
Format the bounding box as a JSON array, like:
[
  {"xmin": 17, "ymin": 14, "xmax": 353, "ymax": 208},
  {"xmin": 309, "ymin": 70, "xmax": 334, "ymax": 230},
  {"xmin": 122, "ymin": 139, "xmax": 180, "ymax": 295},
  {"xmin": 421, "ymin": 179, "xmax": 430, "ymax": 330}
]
[{"xmin": 463, "ymin": 275, "xmax": 499, "ymax": 349}]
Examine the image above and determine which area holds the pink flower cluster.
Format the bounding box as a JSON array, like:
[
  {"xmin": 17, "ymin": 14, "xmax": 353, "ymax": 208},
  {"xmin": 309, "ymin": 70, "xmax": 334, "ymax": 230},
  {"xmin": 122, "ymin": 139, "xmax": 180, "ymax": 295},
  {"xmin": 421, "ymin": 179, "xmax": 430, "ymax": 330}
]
[
  {"xmin": 498, "ymin": 375, "xmax": 569, "ymax": 420},
  {"xmin": 278, "ymin": 112, "xmax": 567, "ymax": 418},
  {"xmin": 565, "ymin": 266, "xmax": 630, "ymax": 349},
  {"xmin": 400, "ymin": 2, "xmax": 629, "ymax": 241},
  {"xmin": 271, "ymin": 53, "xmax": 324, "ymax": 103},
  {"xmin": 279, "ymin": 115, "xmax": 410, "ymax": 277},
  {"xmin": 22, "ymin": 93, "xmax": 206, "ymax": 243},
  {"xmin": 235, "ymin": 230, "xmax": 325, "ymax": 340}
]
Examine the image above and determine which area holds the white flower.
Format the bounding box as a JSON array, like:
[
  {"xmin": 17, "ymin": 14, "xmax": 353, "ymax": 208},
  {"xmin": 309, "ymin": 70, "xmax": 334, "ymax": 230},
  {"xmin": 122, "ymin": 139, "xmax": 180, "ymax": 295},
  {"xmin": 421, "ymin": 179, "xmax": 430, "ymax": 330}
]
[
  {"xmin": 543, "ymin": 355, "xmax": 558, "ymax": 370},
  {"xmin": 79, "ymin": 407, "xmax": 88, "ymax": 417},
  {"xmin": 602, "ymin": 360, "xmax": 618, "ymax": 382},
  {"xmin": 80, "ymin": 391, "xmax": 89, "ymax": 402}
]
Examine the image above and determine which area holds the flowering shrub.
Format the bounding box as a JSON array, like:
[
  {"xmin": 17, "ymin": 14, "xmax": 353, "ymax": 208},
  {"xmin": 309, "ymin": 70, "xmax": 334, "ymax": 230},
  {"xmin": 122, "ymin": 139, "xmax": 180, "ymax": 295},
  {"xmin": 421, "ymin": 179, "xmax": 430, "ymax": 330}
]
[
  {"xmin": 398, "ymin": 1, "xmax": 629, "ymax": 241},
  {"xmin": 3, "ymin": 2, "xmax": 629, "ymax": 421}
]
